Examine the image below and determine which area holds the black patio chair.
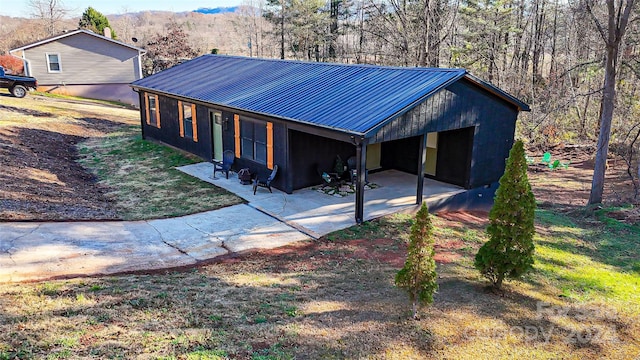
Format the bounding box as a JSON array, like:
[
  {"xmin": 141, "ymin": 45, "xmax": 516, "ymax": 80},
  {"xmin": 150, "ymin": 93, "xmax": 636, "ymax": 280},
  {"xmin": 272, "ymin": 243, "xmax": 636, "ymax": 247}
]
[
  {"xmin": 253, "ymin": 165, "xmax": 278, "ymax": 194},
  {"xmin": 213, "ymin": 150, "xmax": 234, "ymax": 179}
]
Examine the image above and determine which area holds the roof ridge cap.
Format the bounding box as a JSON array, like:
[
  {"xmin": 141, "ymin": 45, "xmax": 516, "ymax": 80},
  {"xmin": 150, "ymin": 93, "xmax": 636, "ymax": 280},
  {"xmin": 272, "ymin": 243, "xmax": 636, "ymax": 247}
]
[{"xmin": 203, "ymin": 54, "xmax": 465, "ymax": 72}]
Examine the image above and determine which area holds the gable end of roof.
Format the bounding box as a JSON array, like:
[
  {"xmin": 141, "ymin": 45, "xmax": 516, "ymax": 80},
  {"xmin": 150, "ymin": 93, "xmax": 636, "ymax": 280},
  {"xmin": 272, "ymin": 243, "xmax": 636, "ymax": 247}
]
[
  {"xmin": 9, "ymin": 29, "xmax": 146, "ymax": 54},
  {"xmin": 462, "ymin": 74, "xmax": 530, "ymax": 111}
]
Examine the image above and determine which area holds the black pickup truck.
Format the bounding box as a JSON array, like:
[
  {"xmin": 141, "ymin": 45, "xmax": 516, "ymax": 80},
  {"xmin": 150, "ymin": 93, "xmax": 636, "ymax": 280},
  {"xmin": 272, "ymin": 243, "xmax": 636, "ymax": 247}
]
[{"xmin": 0, "ymin": 66, "xmax": 37, "ymax": 98}]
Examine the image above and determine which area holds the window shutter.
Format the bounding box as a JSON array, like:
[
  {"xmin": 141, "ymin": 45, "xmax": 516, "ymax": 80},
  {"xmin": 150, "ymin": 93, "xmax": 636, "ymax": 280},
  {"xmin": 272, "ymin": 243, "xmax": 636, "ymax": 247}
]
[
  {"xmin": 191, "ymin": 104, "xmax": 198, "ymax": 142},
  {"xmin": 266, "ymin": 122, "xmax": 274, "ymax": 170},
  {"xmin": 234, "ymin": 114, "xmax": 241, "ymax": 158},
  {"xmin": 178, "ymin": 101, "xmax": 184, "ymax": 137},
  {"xmin": 144, "ymin": 93, "xmax": 150, "ymax": 125},
  {"xmin": 155, "ymin": 95, "xmax": 161, "ymax": 128}
]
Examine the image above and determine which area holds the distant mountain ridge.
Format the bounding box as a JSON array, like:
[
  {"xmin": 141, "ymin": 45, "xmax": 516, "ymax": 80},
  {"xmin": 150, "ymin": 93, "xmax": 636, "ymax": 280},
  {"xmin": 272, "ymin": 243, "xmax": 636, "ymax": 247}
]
[{"xmin": 194, "ymin": 7, "xmax": 238, "ymax": 14}]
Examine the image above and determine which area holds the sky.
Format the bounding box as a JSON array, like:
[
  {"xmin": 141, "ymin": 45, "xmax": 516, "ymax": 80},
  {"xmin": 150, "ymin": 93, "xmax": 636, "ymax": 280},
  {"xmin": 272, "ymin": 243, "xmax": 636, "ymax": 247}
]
[{"xmin": 0, "ymin": 0, "xmax": 242, "ymax": 18}]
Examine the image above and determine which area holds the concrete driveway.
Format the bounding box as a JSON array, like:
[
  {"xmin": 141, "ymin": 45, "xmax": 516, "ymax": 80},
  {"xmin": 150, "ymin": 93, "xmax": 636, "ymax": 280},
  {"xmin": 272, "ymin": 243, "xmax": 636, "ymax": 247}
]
[
  {"xmin": 0, "ymin": 163, "xmax": 464, "ymax": 283},
  {"xmin": 0, "ymin": 205, "xmax": 309, "ymax": 282}
]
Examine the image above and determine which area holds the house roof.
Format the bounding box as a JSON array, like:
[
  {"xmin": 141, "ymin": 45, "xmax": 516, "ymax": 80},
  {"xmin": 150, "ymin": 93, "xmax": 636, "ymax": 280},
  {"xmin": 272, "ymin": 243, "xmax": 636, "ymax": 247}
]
[
  {"xmin": 9, "ymin": 29, "xmax": 146, "ymax": 54},
  {"xmin": 131, "ymin": 55, "xmax": 529, "ymax": 136}
]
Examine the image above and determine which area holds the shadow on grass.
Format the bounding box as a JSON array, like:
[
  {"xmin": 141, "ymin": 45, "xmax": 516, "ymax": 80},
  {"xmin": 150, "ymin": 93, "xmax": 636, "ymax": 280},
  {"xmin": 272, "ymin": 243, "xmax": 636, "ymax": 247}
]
[
  {"xmin": 0, "ymin": 103, "xmax": 53, "ymax": 117},
  {"xmin": 0, "ymin": 268, "xmax": 434, "ymax": 359},
  {"xmin": 535, "ymin": 208, "xmax": 640, "ymax": 273},
  {"xmin": 2, "ymin": 241, "xmax": 634, "ymax": 359},
  {"xmin": 74, "ymin": 116, "xmax": 126, "ymax": 133},
  {"xmin": 437, "ymin": 263, "xmax": 618, "ymax": 353}
]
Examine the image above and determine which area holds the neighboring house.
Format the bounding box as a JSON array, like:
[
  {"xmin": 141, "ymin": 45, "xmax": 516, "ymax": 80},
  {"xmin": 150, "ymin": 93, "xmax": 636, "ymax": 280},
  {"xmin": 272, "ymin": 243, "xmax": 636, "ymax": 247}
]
[
  {"xmin": 131, "ymin": 55, "xmax": 530, "ymax": 222},
  {"xmin": 10, "ymin": 29, "xmax": 145, "ymax": 106}
]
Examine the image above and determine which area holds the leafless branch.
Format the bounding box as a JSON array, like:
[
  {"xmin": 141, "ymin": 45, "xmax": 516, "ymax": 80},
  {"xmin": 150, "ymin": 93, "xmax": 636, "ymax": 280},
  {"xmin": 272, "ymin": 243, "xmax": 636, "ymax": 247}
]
[{"xmin": 584, "ymin": 0, "xmax": 608, "ymax": 43}]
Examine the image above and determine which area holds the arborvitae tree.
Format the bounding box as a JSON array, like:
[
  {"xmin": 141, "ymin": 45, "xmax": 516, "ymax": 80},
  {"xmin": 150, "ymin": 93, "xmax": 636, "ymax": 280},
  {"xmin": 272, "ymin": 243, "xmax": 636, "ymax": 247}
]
[
  {"xmin": 395, "ymin": 202, "xmax": 438, "ymax": 319},
  {"xmin": 474, "ymin": 140, "xmax": 536, "ymax": 290},
  {"xmin": 79, "ymin": 7, "xmax": 116, "ymax": 39}
]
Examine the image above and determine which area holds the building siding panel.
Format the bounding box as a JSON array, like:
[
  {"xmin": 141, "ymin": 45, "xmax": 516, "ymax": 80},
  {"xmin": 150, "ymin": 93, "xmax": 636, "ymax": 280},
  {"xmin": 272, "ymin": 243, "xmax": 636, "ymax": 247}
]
[
  {"xmin": 140, "ymin": 94, "xmax": 211, "ymax": 160},
  {"xmin": 289, "ymin": 130, "xmax": 356, "ymax": 190},
  {"xmin": 23, "ymin": 32, "xmax": 140, "ymax": 85}
]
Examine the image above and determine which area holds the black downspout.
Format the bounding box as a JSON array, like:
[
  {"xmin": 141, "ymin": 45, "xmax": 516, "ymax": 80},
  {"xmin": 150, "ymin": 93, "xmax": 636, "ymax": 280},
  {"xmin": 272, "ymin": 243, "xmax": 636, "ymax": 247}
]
[
  {"xmin": 416, "ymin": 133, "xmax": 427, "ymax": 204},
  {"xmin": 138, "ymin": 91, "xmax": 147, "ymax": 140}
]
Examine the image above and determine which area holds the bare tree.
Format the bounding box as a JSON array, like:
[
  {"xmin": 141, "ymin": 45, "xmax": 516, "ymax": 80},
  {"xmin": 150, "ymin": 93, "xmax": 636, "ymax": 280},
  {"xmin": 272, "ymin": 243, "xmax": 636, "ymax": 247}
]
[
  {"xmin": 235, "ymin": 0, "xmax": 268, "ymax": 58},
  {"xmin": 28, "ymin": 0, "xmax": 68, "ymax": 35},
  {"xmin": 585, "ymin": 0, "xmax": 636, "ymax": 205},
  {"xmin": 142, "ymin": 22, "xmax": 199, "ymax": 76}
]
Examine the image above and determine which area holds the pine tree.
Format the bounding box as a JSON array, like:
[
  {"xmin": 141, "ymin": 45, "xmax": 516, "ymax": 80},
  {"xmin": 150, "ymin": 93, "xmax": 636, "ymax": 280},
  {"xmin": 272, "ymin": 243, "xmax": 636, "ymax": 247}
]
[
  {"xmin": 395, "ymin": 202, "xmax": 438, "ymax": 319},
  {"xmin": 474, "ymin": 140, "xmax": 536, "ymax": 290},
  {"xmin": 79, "ymin": 7, "xmax": 116, "ymax": 39}
]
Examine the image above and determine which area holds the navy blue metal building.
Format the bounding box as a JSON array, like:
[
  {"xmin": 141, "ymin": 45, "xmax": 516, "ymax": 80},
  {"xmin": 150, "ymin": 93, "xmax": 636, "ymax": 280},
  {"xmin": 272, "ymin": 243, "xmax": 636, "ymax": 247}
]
[{"xmin": 131, "ymin": 55, "xmax": 529, "ymax": 222}]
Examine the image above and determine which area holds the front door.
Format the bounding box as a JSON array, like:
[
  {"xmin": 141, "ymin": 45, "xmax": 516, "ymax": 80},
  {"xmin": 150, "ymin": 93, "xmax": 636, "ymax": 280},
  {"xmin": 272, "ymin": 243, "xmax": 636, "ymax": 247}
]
[{"xmin": 209, "ymin": 110, "xmax": 223, "ymax": 162}]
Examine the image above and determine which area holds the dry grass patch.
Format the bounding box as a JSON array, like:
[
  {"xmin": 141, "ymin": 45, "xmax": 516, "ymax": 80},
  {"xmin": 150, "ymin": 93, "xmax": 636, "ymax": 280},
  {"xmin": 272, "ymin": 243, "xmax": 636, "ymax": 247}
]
[{"xmin": 1, "ymin": 210, "xmax": 638, "ymax": 359}]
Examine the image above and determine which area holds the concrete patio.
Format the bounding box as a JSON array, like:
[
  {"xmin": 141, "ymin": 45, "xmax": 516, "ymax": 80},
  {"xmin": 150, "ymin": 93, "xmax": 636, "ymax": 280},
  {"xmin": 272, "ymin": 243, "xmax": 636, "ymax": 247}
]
[{"xmin": 178, "ymin": 162, "xmax": 465, "ymax": 238}]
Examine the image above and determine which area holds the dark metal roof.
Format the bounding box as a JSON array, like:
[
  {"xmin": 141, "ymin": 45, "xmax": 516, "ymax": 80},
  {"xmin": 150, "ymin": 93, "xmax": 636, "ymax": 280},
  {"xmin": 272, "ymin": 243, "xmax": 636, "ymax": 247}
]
[{"xmin": 131, "ymin": 55, "xmax": 528, "ymax": 135}]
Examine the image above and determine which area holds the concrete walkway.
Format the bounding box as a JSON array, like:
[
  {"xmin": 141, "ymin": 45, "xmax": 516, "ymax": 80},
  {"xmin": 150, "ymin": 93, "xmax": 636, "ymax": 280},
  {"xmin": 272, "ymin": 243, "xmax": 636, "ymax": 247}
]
[
  {"xmin": 0, "ymin": 205, "xmax": 309, "ymax": 282},
  {"xmin": 0, "ymin": 163, "xmax": 464, "ymax": 283}
]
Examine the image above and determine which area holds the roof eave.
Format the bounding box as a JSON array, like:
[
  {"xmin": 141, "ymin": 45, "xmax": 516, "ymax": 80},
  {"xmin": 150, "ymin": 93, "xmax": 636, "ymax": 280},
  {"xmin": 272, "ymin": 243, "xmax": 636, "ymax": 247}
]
[
  {"xmin": 462, "ymin": 73, "xmax": 531, "ymax": 112},
  {"xmin": 130, "ymin": 84, "xmax": 365, "ymax": 138},
  {"xmin": 9, "ymin": 29, "xmax": 146, "ymax": 54}
]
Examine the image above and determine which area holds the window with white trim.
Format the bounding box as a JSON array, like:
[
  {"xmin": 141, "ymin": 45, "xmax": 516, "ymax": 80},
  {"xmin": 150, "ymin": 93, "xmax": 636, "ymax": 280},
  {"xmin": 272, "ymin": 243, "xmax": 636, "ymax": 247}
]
[{"xmin": 46, "ymin": 53, "xmax": 61, "ymax": 72}]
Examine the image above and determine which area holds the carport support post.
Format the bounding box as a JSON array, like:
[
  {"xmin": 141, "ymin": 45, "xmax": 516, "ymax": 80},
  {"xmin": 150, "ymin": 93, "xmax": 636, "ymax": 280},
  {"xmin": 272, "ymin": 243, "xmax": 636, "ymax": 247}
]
[
  {"xmin": 416, "ymin": 133, "xmax": 427, "ymax": 204},
  {"xmin": 355, "ymin": 139, "xmax": 367, "ymax": 223}
]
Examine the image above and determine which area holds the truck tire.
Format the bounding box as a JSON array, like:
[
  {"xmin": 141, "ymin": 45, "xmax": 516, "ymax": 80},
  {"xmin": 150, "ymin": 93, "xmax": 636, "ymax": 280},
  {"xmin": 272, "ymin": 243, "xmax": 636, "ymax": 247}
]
[{"xmin": 10, "ymin": 85, "xmax": 27, "ymax": 98}]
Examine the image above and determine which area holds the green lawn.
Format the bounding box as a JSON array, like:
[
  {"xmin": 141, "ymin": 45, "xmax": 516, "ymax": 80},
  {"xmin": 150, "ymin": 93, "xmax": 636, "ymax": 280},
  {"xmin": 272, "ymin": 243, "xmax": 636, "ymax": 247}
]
[
  {"xmin": 1, "ymin": 208, "xmax": 637, "ymax": 359},
  {"xmin": 77, "ymin": 126, "xmax": 244, "ymax": 220}
]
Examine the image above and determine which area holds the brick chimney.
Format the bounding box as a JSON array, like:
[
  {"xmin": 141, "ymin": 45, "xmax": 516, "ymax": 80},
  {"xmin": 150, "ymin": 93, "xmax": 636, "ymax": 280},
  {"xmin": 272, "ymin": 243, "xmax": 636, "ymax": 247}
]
[{"xmin": 103, "ymin": 27, "xmax": 111, "ymax": 39}]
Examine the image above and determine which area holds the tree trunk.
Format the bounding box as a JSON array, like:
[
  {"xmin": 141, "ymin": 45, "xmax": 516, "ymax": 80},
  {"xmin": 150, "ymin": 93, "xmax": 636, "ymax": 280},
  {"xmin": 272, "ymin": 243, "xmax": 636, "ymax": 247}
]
[
  {"xmin": 418, "ymin": 0, "xmax": 429, "ymax": 67},
  {"xmin": 357, "ymin": 1, "xmax": 364, "ymax": 63},
  {"xmin": 329, "ymin": 0, "xmax": 339, "ymax": 59},
  {"xmin": 280, "ymin": 0, "xmax": 285, "ymax": 59},
  {"xmin": 427, "ymin": 0, "xmax": 441, "ymax": 67},
  {"xmin": 548, "ymin": 0, "xmax": 558, "ymax": 80},
  {"xmin": 412, "ymin": 299, "xmax": 418, "ymax": 319},
  {"xmin": 588, "ymin": 0, "xmax": 635, "ymax": 204},
  {"xmin": 589, "ymin": 46, "xmax": 616, "ymax": 204}
]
